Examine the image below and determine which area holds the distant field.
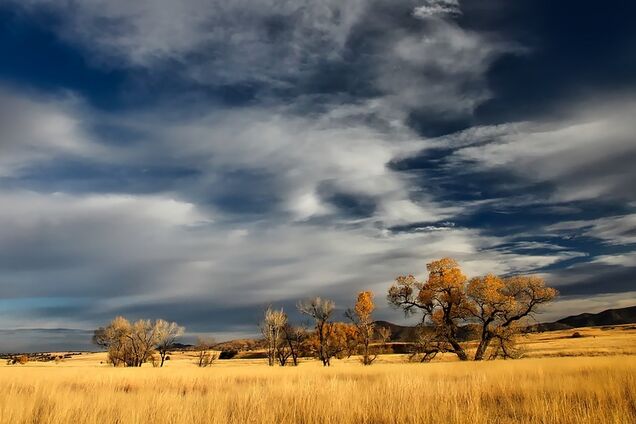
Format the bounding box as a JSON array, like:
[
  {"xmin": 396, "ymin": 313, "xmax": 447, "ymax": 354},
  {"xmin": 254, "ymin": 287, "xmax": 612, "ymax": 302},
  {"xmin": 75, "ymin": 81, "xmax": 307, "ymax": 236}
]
[{"xmin": 1, "ymin": 325, "xmax": 635, "ymax": 424}]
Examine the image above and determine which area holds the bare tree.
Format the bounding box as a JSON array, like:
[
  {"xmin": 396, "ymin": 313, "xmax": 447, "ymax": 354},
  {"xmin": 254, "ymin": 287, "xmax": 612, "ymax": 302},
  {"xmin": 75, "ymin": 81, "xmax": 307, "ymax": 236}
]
[
  {"xmin": 194, "ymin": 337, "xmax": 218, "ymax": 367},
  {"xmin": 128, "ymin": 319, "xmax": 160, "ymax": 367},
  {"xmin": 93, "ymin": 316, "xmax": 137, "ymax": 366},
  {"xmin": 278, "ymin": 324, "xmax": 307, "ymax": 366},
  {"xmin": 408, "ymin": 326, "xmax": 444, "ymax": 363},
  {"xmin": 154, "ymin": 319, "xmax": 185, "ymax": 367},
  {"xmin": 260, "ymin": 307, "xmax": 287, "ymax": 366},
  {"xmin": 298, "ymin": 297, "xmax": 338, "ymax": 366},
  {"xmin": 92, "ymin": 317, "xmax": 184, "ymax": 367},
  {"xmin": 376, "ymin": 327, "xmax": 392, "ymax": 346}
]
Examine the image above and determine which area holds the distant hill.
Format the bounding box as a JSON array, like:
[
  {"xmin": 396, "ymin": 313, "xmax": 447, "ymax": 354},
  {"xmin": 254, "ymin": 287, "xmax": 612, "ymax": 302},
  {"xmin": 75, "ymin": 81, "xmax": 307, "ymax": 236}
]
[
  {"xmin": 376, "ymin": 305, "xmax": 636, "ymax": 339},
  {"xmin": 528, "ymin": 305, "xmax": 636, "ymax": 332}
]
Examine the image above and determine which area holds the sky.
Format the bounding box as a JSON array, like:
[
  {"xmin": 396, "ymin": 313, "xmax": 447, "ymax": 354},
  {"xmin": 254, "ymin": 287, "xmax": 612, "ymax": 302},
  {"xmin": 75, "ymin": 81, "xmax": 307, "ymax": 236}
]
[{"xmin": 0, "ymin": 0, "xmax": 635, "ymax": 352}]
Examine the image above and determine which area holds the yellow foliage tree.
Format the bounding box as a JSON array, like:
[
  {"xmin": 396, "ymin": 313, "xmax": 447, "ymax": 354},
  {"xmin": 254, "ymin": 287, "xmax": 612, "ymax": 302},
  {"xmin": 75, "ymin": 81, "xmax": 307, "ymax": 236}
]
[
  {"xmin": 388, "ymin": 257, "xmax": 558, "ymax": 361},
  {"xmin": 346, "ymin": 291, "xmax": 378, "ymax": 365}
]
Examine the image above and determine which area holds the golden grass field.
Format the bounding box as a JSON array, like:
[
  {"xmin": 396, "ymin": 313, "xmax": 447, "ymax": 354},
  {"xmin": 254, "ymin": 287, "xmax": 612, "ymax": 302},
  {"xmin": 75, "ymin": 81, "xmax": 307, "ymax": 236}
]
[{"xmin": 1, "ymin": 325, "xmax": 635, "ymax": 424}]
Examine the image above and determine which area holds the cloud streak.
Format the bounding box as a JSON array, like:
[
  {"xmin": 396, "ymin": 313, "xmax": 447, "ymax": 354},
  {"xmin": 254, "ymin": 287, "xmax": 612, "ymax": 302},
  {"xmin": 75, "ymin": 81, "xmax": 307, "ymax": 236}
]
[{"xmin": 0, "ymin": 0, "xmax": 634, "ymax": 350}]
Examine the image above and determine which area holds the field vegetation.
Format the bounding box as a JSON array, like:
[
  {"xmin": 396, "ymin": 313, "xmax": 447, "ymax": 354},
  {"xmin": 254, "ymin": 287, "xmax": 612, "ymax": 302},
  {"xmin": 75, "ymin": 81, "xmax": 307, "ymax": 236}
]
[{"xmin": 0, "ymin": 353, "xmax": 634, "ymax": 424}]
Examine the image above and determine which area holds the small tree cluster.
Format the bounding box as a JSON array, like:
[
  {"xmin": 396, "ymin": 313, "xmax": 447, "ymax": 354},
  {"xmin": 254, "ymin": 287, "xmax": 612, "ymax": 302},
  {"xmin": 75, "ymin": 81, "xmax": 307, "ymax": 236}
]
[
  {"xmin": 260, "ymin": 290, "xmax": 392, "ymax": 367},
  {"xmin": 260, "ymin": 307, "xmax": 308, "ymax": 366},
  {"xmin": 261, "ymin": 307, "xmax": 287, "ymax": 366},
  {"xmin": 6, "ymin": 355, "xmax": 29, "ymax": 365},
  {"xmin": 93, "ymin": 317, "xmax": 184, "ymax": 367}
]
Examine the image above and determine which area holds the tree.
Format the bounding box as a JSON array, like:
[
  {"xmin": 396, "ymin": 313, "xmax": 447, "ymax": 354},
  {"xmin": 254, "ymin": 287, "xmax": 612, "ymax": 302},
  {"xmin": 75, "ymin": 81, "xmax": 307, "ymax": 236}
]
[
  {"xmin": 93, "ymin": 316, "xmax": 137, "ymax": 366},
  {"xmin": 345, "ymin": 291, "xmax": 378, "ymax": 365},
  {"xmin": 194, "ymin": 337, "xmax": 218, "ymax": 367},
  {"xmin": 261, "ymin": 307, "xmax": 287, "ymax": 366},
  {"xmin": 408, "ymin": 325, "xmax": 443, "ymax": 363},
  {"xmin": 333, "ymin": 322, "xmax": 358, "ymax": 359},
  {"xmin": 388, "ymin": 258, "xmax": 470, "ymax": 361},
  {"xmin": 303, "ymin": 321, "xmax": 352, "ymax": 364},
  {"xmin": 92, "ymin": 317, "xmax": 184, "ymax": 367},
  {"xmin": 388, "ymin": 258, "xmax": 557, "ymax": 361},
  {"xmin": 277, "ymin": 323, "xmax": 307, "ymax": 366},
  {"xmin": 154, "ymin": 319, "xmax": 185, "ymax": 367},
  {"xmin": 467, "ymin": 274, "xmax": 557, "ymax": 360},
  {"xmin": 298, "ymin": 297, "xmax": 338, "ymax": 366},
  {"xmin": 129, "ymin": 319, "xmax": 162, "ymax": 367}
]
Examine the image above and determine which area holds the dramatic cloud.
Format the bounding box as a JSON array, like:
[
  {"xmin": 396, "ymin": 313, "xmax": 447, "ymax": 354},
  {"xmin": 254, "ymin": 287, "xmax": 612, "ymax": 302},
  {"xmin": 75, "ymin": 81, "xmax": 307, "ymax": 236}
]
[{"xmin": 0, "ymin": 0, "xmax": 634, "ymax": 350}]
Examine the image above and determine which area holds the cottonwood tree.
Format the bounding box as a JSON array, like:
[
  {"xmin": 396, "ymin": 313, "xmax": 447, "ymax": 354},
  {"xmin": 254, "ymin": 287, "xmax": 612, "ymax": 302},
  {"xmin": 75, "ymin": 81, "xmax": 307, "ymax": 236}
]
[
  {"xmin": 335, "ymin": 322, "xmax": 359, "ymax": 358},
  {"xmin": 261, "ymin": 307, "xmax": 287, "ymax": 366},
  {"xmin": 304, "ymin": 321, "xmax": 353, "ymax": 364},
  {"xmin": 93, "ymin": 316, "xmax": 132, "ymax": 366},
  {"xmin": 154, "ymin": 319, "xmax": 185, "ymax": 367},
  {"xmin": 388, "ymin": 258, "xmax": 471, "ymax": 360},
  {"xmin": 345, "ymin": 291, "xmax": 378, "ymax": 365},
  {"xmin": 93, "ymin": 317, "xmax": 158, "ymax": 366},
  {"xmin": 129, "ymin": 319, "xmax": 162, "ymax": 367},
  {"xmin": 388, "ymin": 258, "xmax": 557, "ymax": 361},
  {"xmin": 93, "ymin": 317, "xmax": 185, "ymax": 367},
  {"xmin": 467, "ymin": 274, "xmax": 557, "ymax": 360},
  {"xmin": 298, "ymin": 297, "xmax": 341, "ymax": 366}
]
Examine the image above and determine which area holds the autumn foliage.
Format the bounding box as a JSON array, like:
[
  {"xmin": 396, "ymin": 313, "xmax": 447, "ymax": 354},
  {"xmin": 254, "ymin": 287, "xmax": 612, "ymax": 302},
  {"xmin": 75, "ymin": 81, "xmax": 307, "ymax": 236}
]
[
  {"xmin": 92, "ymin": 257, "xmax": 556, "ymax": 367},
  {"xmin": 388, "ymin": 257, "xmax": 558, "ymax": 361}
]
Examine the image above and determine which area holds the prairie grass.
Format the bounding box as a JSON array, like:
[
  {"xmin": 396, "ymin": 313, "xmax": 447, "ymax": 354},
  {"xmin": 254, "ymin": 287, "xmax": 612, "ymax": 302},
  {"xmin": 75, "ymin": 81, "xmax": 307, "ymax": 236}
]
[{"xmin": 1, "ymin": 356, "xmax": 634, "ymax": 424}]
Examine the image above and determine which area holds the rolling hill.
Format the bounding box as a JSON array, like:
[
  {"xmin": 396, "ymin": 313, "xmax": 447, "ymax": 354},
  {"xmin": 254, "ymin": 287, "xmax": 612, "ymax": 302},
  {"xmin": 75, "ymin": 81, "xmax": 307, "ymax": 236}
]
[{"xmin": 530, "ymin": 305, "xmax": 636, "ymax": 332}]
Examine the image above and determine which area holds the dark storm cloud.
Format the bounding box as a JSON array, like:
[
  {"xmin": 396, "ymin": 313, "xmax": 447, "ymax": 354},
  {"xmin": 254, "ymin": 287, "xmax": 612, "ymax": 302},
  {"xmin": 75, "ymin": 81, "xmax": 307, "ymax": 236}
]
[{"xmin": 0, "ymin": 0, "xmax": 634, "ymax": 351}]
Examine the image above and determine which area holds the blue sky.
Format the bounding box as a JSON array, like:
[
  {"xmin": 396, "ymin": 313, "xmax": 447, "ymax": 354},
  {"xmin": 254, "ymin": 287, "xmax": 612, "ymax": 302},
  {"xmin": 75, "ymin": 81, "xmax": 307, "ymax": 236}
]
[{"xmin": 0, "ymin": 0, "xmax": 635, "ymax": 351}]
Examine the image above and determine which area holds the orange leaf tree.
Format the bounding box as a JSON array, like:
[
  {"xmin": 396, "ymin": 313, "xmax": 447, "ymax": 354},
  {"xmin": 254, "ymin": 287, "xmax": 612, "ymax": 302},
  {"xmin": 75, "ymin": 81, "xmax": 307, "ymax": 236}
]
[
  {"xmin": 388, "ymin": 258, "xmax": 557, "ymax": 361},
  {"xmin": 345, "ymin": 291, "xmax": 378, "ymax": 365}
]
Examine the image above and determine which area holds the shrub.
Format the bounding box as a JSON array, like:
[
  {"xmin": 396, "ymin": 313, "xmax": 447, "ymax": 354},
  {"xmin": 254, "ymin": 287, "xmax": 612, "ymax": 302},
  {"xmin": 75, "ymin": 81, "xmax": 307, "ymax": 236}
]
[
  {"xmin": 7, "ymin": 355, "xmax": 29, "ymax": 365},
  {"xmin": 219, "ymin": 350, "xmax": 239, "ymax": 359}
]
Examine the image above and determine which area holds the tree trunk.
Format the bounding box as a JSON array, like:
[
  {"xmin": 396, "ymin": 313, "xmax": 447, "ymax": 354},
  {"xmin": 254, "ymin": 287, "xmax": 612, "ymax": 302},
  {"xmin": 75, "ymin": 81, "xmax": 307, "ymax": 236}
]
[
  {"xmin": 474, "ymin": 336, "xmax": 492, "ymax": 361},
  {"xmin": 449, "ymin": 339, "xmax": 468, "ymax": 361}
]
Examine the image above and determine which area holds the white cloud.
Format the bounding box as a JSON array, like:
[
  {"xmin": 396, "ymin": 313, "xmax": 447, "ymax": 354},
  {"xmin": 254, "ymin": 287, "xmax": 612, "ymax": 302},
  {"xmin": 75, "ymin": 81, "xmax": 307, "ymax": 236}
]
[
  {"xmin": 451, "ymin": 98, "xmax": 636, "ymax": 203},
  {"xmin": 13, "ymin": 0, "xmax": 367, "ymax": 83},
  {"xmin": 413, "ymin": 1, "xmax": 461, "ymax": 19},
  {"xmin": 0, "ymin": 88, "xmax": 107, "ymax": 176},
  {"xmin": 374, "ymin": 13, "xmax": 515, "ymax": 121},
  {"xmin": 591, "ymin": 253, "xmax": 636, "ymax": 267},
  {"xmin": 0, "ymin": 187, "xmax": 586, "ymax": 331},
  {"xmin": 548, "ymin": 214, "xmax": 636, "ymax": 246}
]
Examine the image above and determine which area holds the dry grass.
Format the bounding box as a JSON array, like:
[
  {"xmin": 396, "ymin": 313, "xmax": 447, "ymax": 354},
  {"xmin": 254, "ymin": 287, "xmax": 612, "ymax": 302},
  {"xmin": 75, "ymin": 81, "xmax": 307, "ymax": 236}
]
[{"xmin": 1, "ymin": 326, "xmax": 635, "ymax": 424}]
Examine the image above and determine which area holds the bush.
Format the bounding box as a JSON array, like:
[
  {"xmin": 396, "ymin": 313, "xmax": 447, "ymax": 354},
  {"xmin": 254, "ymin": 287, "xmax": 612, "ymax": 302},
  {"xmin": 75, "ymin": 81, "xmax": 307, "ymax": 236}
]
[
  {"xmin": 571, "ymin": 332, "xmax": 584, "ymax": 338},
  {"xmin": 219, "ymin": 349, "xmax": 239, "ymax": 359},
  {"xmin": 7, "ymin": 355, "xmax": 29, "ymax": 365}
]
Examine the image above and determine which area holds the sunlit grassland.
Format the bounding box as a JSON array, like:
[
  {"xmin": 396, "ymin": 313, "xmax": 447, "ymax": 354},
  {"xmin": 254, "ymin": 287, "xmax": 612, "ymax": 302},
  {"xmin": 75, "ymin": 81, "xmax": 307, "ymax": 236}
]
[{"xmin": 1, "ymin": 326, "xmax": 635, "ymax": 424}]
